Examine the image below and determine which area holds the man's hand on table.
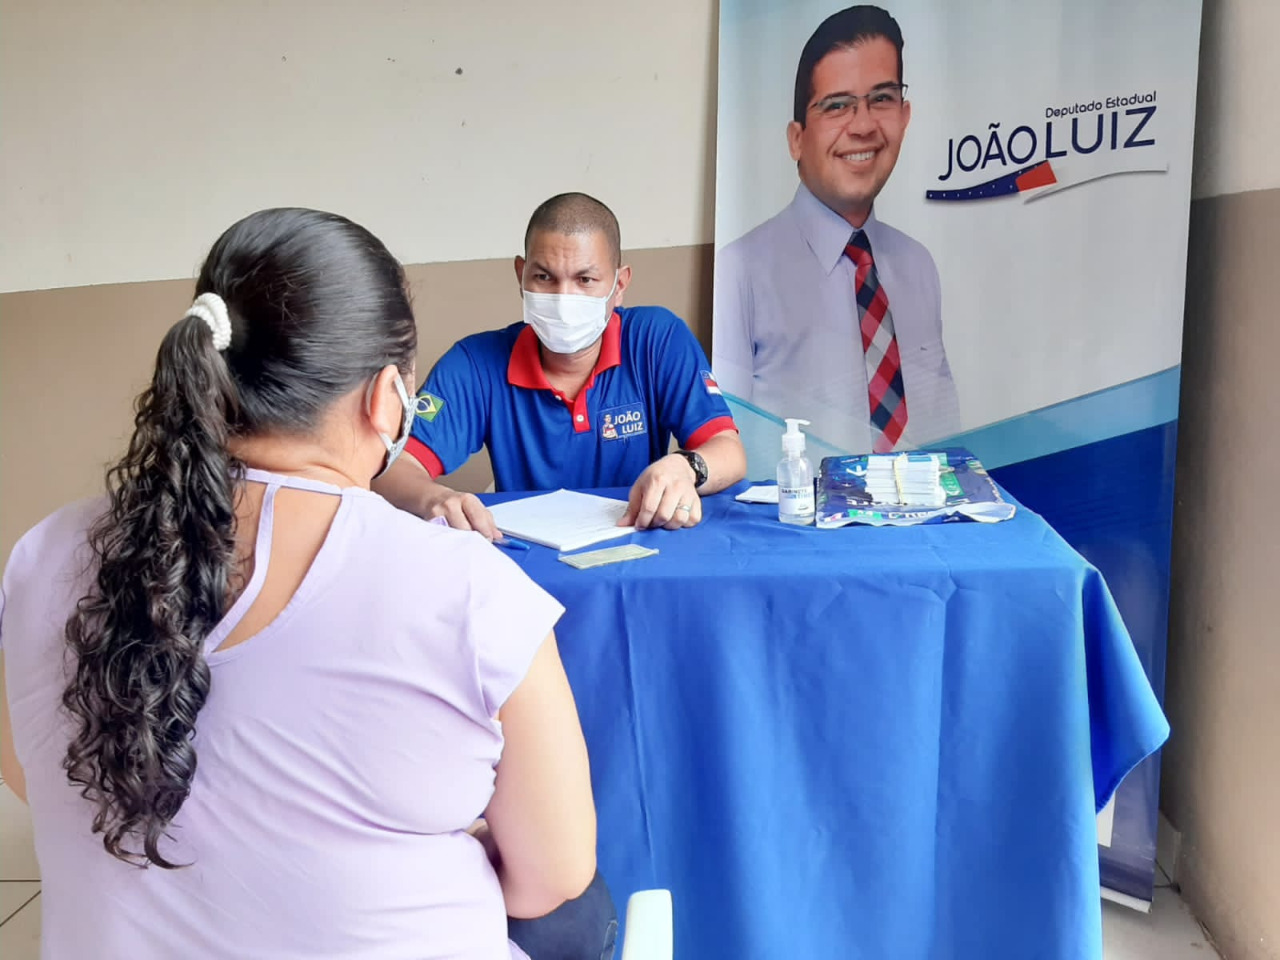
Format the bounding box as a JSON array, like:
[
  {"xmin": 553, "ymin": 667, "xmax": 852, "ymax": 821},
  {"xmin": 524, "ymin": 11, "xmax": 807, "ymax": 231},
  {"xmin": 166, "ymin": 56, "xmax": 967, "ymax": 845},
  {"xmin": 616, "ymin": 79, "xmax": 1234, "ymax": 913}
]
[
  {"xmin": 424, "ymin": 485, "xmax": 500, "ymax": 540},
  {"xmin": 620, "ymin": 454, "xmax": 702, "ymax": 531},
  {"xmin": 373, "ymin": 454, "xmax": 501, "ymax": 539}
]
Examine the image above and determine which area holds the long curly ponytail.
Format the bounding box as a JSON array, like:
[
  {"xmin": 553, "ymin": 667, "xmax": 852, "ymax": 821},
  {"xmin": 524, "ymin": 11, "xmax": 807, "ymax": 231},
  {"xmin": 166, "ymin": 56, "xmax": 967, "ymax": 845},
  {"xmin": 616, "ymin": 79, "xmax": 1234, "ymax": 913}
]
[
  {"xmin": 59, "ymin": 207, "xmax": 416, "ymax": 868},
  {"xmin": 62, "ymin": 313, "xmax": 239, "ymax": 868}
]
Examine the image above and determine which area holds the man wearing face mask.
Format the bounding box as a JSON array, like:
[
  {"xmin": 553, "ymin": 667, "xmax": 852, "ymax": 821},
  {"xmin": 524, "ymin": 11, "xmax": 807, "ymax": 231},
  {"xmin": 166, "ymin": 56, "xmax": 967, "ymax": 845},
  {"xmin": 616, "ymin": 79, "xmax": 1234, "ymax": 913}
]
[{"xmin": 375, "ymin": 192, "xmax": 747, "ymax": 535}]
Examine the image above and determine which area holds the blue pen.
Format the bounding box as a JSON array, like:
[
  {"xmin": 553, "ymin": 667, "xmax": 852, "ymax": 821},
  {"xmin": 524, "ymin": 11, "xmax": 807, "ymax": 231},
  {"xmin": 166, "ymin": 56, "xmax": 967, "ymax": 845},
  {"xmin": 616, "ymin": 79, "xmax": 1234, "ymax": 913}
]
[{"xmin": 493, "ymin": 535, "xmax": 531, "ymax": 551}]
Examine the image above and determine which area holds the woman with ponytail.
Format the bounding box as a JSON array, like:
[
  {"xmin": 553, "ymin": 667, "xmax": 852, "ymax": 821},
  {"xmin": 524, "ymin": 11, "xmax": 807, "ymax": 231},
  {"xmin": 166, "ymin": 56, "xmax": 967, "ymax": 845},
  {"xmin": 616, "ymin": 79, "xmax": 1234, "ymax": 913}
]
[{"xmin": 0, "ymin": 209, "xmax": 613, "ymax": 959}]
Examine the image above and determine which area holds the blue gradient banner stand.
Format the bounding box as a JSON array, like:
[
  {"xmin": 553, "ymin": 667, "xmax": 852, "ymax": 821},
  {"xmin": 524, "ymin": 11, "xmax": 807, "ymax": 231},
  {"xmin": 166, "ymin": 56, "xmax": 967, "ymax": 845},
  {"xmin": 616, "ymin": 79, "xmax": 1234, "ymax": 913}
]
[{"xmin": 713, "ymin": 0, "xmax": 1201, "ymax": 904}]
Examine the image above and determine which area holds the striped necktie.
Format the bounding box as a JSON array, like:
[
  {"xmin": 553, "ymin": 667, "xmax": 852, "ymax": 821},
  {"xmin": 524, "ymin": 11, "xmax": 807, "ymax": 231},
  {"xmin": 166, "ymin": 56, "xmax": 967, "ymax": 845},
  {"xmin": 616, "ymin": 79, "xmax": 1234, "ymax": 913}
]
[{"xmin": 844, "ymin": 230, "xmax": 908, "ymax": 452}]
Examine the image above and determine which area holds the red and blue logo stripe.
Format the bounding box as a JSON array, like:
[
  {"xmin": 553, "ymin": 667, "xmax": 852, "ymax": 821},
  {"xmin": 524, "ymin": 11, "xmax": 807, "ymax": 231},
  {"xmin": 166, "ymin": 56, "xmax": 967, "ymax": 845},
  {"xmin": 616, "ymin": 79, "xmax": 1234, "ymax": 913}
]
[{"xmin": 926, "ymin": 160, "xmax": 1058, "ymax": 202}]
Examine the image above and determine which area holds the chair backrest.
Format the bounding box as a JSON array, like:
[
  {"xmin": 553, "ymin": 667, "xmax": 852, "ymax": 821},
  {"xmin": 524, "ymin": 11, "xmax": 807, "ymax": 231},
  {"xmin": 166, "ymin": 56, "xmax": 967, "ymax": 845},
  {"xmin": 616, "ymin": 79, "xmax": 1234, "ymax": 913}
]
[{"xmin": 620, "ymin": 889, "xmax": 674, "ymax": 960}]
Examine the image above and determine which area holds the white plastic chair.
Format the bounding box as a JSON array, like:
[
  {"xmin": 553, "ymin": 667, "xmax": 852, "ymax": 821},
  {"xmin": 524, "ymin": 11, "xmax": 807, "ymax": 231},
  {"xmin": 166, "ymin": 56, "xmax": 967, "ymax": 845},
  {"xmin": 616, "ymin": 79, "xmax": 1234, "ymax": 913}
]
[{"xmin": 619, "ymin": 889, "xmax": 674, "ymax": 960}]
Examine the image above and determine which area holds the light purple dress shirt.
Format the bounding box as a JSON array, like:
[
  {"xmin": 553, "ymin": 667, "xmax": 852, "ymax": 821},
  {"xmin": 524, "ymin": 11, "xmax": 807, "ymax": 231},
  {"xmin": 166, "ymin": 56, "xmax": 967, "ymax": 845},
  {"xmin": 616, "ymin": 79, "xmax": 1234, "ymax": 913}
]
[
  {"xmin": 0, "ymin": 469, "xmax": 563, "ymax": 959},
  {"xmin": 713, "ymin": 183, "xmax": 961, "ymax": 453}
]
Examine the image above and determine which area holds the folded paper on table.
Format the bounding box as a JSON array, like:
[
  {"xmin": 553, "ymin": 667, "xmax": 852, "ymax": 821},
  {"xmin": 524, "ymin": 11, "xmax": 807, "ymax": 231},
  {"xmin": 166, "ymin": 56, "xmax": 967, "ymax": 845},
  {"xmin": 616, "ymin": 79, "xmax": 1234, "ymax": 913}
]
[
  {"xmin": 735, "ymin": 485, "xmax": 780, "ymax": 504},
  {"xmin": 559, "ymin": 544, "xmax": 659, "ymax": 569}
]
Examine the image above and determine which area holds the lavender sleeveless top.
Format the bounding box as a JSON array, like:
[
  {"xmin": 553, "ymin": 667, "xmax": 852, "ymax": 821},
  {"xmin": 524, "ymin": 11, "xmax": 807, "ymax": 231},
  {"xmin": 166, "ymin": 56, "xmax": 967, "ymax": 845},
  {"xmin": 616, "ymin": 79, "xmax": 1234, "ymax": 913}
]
[{"xmin": 0, "ymin": 469, "xmax": 563, "ymax": 958}]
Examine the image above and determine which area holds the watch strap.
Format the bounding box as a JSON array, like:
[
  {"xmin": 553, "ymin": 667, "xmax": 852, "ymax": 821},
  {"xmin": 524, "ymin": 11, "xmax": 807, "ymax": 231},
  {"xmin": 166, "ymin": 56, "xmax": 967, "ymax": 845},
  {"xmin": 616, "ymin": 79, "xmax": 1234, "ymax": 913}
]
[{"xmin": 676, "ymin": 449, "xmax": 709, "ymax": 488}]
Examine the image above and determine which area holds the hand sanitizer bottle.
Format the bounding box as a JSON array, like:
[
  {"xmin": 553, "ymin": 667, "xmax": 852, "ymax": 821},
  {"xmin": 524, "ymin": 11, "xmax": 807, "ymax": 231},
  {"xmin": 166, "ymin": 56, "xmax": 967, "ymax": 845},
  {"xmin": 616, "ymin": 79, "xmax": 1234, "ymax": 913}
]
[{"xmin": 778, "ymin": 418, "xmax": 815, "ymax": 525}]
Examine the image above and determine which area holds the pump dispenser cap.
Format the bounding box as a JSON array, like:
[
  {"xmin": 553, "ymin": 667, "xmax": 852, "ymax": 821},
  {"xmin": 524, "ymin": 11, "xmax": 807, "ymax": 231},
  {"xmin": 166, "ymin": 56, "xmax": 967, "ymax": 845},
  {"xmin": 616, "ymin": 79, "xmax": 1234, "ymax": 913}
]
[{"xmin": 782, "ymin": 418, "xmax": 810, "ymax": 456}]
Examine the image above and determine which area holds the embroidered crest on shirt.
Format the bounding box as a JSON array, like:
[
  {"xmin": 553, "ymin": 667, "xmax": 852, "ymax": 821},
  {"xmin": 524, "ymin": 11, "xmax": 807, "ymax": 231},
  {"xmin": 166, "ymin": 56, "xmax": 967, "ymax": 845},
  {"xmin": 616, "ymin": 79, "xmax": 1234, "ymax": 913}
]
[
  {"xmin": 700, "ymin": 370, "xmax": 722, "ymax": 396},
  {"xmin": 414, "ymin": 392, "xmax": 445, "ymax": 422},
  {"xmin": 600, "ymin": 404, "xmax": 645, "ymax": 441}
]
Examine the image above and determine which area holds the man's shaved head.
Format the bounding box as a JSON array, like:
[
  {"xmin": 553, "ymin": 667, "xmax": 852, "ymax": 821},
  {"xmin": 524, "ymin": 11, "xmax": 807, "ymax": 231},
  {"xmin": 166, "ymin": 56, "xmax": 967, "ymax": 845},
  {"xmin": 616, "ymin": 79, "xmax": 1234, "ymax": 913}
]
[{"xmin": 524, "ymin": 192, "xmax": 622, "ymax": 268}]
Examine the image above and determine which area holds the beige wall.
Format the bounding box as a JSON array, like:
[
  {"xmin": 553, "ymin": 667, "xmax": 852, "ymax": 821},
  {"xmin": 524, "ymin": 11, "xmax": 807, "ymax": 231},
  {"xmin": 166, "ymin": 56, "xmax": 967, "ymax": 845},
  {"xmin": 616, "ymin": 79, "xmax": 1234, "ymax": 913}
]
[
  {"xmin": 0, "ymin": 0, "xmax": 720, "ymax": 554},
  {"xmin": 0, "ymin": 0, "xmax": 717, "ymax": 292},
  {"xmin": 1160, "ymin": 1, "xmax": 1280, "ymax": 958},
  {"xmin": 1187, "ymin": 0, "xmax": 1280, "ymax": 200}
]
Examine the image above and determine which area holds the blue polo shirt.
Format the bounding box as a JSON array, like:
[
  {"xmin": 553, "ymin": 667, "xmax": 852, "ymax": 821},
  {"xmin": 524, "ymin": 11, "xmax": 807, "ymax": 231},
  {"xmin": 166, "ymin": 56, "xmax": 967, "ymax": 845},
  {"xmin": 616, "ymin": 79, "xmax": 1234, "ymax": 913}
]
[{"xmin": 406, "ymin": 306, "xmax": 738, "ymax": 492}]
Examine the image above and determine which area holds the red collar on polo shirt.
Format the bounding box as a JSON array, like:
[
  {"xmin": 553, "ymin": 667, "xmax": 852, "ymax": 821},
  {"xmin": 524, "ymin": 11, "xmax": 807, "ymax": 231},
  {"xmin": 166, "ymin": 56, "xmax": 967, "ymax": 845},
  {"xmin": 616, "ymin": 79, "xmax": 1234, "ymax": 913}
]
[{"xmin": 506, "ymin": 311, "xmax": 623, "ymax": 433}]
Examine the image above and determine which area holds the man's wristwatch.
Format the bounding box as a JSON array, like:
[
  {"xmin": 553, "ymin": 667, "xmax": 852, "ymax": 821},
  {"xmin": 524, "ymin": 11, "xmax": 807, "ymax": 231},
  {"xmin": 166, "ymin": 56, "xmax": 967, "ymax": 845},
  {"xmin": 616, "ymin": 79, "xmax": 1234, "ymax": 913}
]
[{"xmin": 675, "ymin": 449, "xmax": 709, "ymax": 489}]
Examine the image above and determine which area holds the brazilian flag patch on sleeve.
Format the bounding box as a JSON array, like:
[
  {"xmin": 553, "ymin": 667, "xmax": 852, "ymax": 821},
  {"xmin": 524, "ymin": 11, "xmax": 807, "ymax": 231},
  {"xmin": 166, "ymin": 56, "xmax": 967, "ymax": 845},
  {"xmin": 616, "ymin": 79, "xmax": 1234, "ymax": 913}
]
[{"xmin": 415, "ymin": 392, "xmax": 445, "ymax": 422}]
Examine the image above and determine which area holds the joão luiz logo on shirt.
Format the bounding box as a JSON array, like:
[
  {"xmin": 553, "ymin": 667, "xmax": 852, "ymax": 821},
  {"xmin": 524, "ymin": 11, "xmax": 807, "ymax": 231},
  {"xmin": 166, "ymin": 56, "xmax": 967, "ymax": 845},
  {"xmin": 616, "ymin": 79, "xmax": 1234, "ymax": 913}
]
[
  {"xmin": 927, "ymin": 88, "xmax": 1166, "ymax": 203},
  {"xmin": 601, "ymin": 404, "xmax": 646, "ymax": 441}
]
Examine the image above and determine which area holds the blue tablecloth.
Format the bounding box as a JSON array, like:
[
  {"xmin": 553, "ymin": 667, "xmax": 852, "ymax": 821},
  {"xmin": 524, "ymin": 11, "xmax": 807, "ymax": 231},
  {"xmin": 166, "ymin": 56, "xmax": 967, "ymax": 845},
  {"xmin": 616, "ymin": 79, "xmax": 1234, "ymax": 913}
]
[{"xmin": 484, "ymin": 486, "xmax": 1169, "ymax": 960}]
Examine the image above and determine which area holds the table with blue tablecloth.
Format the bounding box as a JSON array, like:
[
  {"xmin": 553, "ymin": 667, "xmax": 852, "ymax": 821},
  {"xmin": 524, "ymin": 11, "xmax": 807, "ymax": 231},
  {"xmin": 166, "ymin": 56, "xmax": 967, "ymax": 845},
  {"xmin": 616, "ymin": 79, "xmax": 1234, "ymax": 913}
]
[{"xmin": 484, "ymin": 485, "xmax": 1168, "ymax": 960}]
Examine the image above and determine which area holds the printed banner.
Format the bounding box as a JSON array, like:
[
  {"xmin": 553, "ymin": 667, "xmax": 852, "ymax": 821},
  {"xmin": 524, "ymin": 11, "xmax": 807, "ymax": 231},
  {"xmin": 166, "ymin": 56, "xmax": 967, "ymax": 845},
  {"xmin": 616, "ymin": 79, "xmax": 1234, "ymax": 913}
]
[{"xmin": 713, "ymin": 0, "xmax": 1202, "ymax": 902}]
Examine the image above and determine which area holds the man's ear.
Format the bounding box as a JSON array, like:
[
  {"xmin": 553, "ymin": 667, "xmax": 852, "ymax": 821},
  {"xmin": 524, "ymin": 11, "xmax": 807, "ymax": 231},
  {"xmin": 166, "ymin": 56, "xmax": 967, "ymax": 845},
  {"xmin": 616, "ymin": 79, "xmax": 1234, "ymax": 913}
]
[
  {"xmin": 612, "ymin": 265, "xmax": 634, "ymax": 308},
  {"xmin": 513, "ymin": 255, "xmax": 526, "ymax": 289},
  {"xmin": 787, "ymin": 120, "xmax": 805, "ymax": 162}
]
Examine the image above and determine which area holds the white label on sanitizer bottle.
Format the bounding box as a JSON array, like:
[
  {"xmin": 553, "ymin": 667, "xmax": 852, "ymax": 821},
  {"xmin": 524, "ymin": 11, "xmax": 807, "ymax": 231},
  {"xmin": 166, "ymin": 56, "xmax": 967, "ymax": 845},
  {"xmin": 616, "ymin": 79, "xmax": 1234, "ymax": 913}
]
[{"xmin": 779, "ymin": 485, "xmax": 814, "ymax": 517}]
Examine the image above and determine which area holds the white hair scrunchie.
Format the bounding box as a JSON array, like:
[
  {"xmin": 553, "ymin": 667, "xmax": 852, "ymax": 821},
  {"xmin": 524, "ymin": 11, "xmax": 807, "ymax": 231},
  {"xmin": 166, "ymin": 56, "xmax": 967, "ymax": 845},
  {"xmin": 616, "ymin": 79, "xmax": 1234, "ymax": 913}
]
[{"xmin": 183, "ymin": 292, "xmax": 232, "ymax": 351}]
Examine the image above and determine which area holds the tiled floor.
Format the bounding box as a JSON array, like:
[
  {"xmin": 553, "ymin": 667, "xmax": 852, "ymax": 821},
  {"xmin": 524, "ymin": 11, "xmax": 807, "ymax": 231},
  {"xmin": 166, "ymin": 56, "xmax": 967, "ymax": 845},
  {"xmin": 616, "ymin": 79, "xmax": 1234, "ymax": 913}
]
[
  {"xmin": 1, "ymin": 778, "xmax": 42, "ymax": 960},
  {"xmin": 0, "ymin": 782, "xmax": 1221, "ymax": 958},
  {"xmin": 1103, "ymin": 874, "xmax": 1220, "ymax": 959}
]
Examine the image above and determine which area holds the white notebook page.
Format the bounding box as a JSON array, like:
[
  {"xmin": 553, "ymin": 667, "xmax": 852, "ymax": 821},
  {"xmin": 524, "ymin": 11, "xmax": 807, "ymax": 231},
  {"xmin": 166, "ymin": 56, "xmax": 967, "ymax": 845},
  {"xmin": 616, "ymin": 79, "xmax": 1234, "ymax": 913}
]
[{"xmin": 487, "ymin": 489, "xmax": 636, "ymax": 552}]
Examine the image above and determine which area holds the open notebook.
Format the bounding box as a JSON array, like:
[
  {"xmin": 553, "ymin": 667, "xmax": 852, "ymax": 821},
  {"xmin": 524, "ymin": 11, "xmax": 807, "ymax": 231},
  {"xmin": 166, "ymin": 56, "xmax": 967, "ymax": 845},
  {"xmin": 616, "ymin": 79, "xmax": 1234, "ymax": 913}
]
[{"xmin": 487, "ymin": 489, "xmax": 636, "ymax": 552}]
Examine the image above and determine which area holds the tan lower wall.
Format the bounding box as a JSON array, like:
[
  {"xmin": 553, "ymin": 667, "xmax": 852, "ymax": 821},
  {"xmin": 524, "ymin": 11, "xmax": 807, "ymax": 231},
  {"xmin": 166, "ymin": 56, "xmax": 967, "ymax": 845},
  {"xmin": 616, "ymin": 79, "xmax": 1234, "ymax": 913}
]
[
  {"xmin": 0, "ymin": 243, "xmax": 713, "ymax": 557},
  {"xmin": 1162, "ymin": 186, "xmax": 1280, "ymax": 960}
]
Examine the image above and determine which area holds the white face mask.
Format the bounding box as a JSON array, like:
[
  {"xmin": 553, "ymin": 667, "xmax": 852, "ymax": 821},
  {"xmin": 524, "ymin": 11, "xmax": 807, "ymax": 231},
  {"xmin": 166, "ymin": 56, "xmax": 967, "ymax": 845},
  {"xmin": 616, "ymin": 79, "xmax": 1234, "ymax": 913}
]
[
  {"xmin": 521, "ymin": 272, "xmax": 619, "ymax": 355},
  {"xmin": 365, "ymin": 371, "xmax": 415, "ymax": 479}
]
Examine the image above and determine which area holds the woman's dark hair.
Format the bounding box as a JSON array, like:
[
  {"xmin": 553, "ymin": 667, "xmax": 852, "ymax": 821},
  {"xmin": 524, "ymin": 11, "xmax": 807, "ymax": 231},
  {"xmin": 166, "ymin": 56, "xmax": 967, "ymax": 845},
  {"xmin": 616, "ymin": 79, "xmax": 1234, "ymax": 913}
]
[
  {"xmin": 793, "ymin": 4, "xmax": 904, "ymax": 125},
  {"xmin": 61, "ymin": 208, "xmax": 417, "ymax": 867}
]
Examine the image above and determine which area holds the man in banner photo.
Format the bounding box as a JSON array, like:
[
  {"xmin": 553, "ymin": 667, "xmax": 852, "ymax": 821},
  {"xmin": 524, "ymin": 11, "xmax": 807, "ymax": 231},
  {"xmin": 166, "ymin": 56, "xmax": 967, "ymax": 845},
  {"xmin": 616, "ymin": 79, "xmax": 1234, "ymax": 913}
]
[{"xmin": 713, "ymin": 4, "xmax": 960, "ymax": 455}]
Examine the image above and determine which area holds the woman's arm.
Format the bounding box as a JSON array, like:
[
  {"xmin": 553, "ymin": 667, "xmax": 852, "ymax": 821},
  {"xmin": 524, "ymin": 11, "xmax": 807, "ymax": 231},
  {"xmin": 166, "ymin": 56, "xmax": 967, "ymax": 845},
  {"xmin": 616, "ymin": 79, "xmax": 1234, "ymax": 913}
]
[
  {"xmin": 484, "ymin": 632, "xmax": 596, "ymax": 918},
  {"xmin": 0, "ymin": 655, "xmax": 28, "ymax": 802}
]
